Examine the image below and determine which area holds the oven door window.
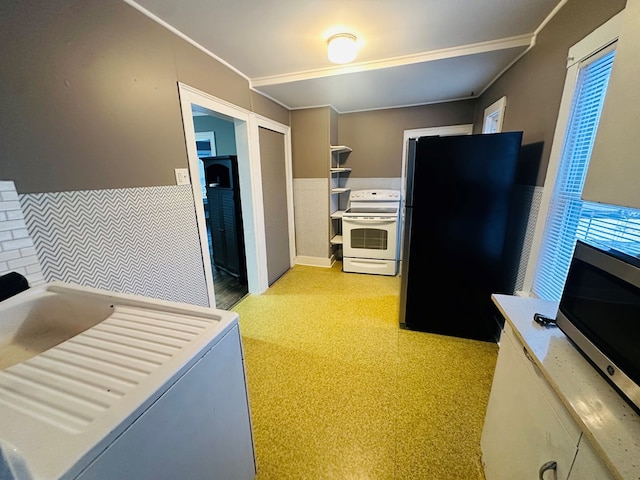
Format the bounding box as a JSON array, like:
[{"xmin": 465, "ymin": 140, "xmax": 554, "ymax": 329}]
[
  {"xmin": 343, "ymin": 217, "xmax": 398, "ymax": 260},
  {"xmin": 350, "ymin": 228, "xmax": 388, "ymax": 250}
]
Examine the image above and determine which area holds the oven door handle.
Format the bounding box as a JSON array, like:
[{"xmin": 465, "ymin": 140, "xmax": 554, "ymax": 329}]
[{"xmin": 343, "ymin": 217, "xmax": 397, "ymax": 225}]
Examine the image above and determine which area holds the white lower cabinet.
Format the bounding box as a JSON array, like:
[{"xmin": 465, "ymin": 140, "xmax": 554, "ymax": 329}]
[
  {"xmin": 568, "ymin": 436, "xmax": 615, "ymax": 480},
  {"xmin": 484, "ymin": 295, "xmax": 638, "ymax": 480},
  {"xmin": 481, "ymin": 323, "xmax": 581, "ymax": 480}
]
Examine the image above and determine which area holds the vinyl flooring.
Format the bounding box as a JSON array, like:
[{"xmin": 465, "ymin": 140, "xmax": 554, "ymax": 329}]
[
  {"xmin": 232, "ymin": 262, "xmax": 498, "ymax": 480},
  {"xmin": 213, "ymin": 266, "xmax": 248, "ymax": 310}
]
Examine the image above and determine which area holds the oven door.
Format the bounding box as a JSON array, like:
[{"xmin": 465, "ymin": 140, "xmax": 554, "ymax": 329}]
[{"xmin": 342, "ymin": 216, "xmax": 398, "ymax": 260}]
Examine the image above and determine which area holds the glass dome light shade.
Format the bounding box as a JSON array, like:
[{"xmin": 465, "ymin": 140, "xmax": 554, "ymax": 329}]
[{"xmin": 327, "ymin": 33, "xmax": 358, "ymax": 64}]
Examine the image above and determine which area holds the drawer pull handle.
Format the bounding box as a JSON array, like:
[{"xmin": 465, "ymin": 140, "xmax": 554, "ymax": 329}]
[{"xmin": 539, "ymin": 460, "xmax": 557, "ymax": 479}]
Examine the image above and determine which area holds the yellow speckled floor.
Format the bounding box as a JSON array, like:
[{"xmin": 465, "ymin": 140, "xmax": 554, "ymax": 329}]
[{"xmin": 233, "ymin": 262, "xmax": 497, "ymax": 480}]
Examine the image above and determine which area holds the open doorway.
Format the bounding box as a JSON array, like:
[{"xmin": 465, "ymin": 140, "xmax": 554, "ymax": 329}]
[
  {"xmin": 178, "ymin": 82, "xmax": 295, "ymax": 308},
  {"xmin": 192, "ymin": 108, "xmax": 248, "ymax": 309},
  {"xmin": 178, "ymin": 83, "xmax": 269, "ymax": 308}
]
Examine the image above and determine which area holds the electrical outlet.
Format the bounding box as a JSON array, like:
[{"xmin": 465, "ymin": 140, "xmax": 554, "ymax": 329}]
[{"xmin": 174, "ymin": 168, "xmax": 190, "ymax": 185}]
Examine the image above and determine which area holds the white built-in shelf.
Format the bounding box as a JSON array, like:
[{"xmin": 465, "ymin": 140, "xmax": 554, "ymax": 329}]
[
  {"xmin": 330, "ymin": 145, "xmax": 352, "ymax": 154},
  {"xmin": 330, "ymin": 235, "xmax": 343, "ymax": 245},
  {"xmin": 329, "ymin": 145, "xmax": 351, "ymax": 255}
]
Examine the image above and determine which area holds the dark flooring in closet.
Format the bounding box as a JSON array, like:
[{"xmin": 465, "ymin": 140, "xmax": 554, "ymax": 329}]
[{"xmin": 213, "ymin": 267, "xmax": 248, "ymax": 310}]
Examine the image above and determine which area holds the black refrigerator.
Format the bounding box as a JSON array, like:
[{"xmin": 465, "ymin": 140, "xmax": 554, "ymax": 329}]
[{"xmin": 399, "ymin": 132, "xmax": 523, "ymax": 342}]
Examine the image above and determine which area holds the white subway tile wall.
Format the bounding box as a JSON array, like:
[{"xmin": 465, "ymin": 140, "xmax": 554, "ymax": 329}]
[
  {"xmin": 293, "ymin": 177, "xmax": 402, "ymax": 266},
  {"xmin": 293, "ymin": 178, "xmax": 330, "ymax": 261},
  {"xmin": 0, "ymin": 181, "xmax": 45, "ymax": 286}
]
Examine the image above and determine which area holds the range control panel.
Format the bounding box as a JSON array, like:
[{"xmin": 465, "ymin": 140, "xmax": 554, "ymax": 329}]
[{"xmin": 349, "ymin": 190, "xmax": 401, "ymax": 201}]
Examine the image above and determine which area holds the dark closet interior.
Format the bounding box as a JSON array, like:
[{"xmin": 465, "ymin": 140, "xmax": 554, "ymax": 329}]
[{"xmin": 200, "ymin": 155, "xmax": 248, "ymax": 307}]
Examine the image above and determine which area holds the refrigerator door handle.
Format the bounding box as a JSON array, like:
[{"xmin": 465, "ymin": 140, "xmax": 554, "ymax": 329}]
[{"xmin": 404, "ymin": 138, "xmax": 417, "ymax": 207}]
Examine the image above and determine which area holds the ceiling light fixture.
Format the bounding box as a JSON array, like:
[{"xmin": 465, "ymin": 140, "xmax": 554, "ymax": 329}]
[{"xmin": 327, "ymin": 33, "xmax": 358, "ymax": 64}]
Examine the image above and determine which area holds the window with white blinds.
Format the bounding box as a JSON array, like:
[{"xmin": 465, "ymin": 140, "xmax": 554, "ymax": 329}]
[{"xmin": 533, "ymin": 47, "xmax": 640, "ymax": 301}]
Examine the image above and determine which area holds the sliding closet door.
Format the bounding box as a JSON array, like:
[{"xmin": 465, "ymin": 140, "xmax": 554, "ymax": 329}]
[{"xmin": 259, "ymin": 126, "xmax": 290, "ymax": 285}]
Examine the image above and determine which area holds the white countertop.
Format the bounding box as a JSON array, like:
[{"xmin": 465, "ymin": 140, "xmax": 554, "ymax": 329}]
[{"xmin": 492, "ymin": 294, "xmax": 640, "ymax": 480}]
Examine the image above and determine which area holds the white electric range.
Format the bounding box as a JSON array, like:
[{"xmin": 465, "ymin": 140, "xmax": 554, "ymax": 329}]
[{"xmin": 342, "ymin": 189, "xmax": 402, "ymax": 275}]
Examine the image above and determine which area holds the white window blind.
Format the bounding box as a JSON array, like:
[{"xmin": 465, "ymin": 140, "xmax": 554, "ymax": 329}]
[{"xmin": 533, "ymin": 47, "xmax": 640, "ymax": 301}]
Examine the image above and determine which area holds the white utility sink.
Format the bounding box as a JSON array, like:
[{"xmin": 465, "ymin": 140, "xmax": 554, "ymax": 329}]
[{"xmin": 0, "ymin": 282, "xmax": 255, "ymax": 480}]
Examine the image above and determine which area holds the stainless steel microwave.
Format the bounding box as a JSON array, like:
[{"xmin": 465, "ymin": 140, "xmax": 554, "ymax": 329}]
[{"xmin": 556, "ymin": 239, "xmax": 640, "ymax": 412}]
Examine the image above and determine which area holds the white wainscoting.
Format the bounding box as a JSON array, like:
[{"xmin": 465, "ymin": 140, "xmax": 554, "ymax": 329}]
[
  {"xmin": 293, "ymin": 178, "xmax": 330, "ymax": 265},
  {"xmin": 293, "ymin": 177, "xmax": 402, "ymax": 267}
]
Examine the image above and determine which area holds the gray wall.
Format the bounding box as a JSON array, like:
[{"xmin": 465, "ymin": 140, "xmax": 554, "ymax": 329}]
[
  {"xmin": 338, "ymin": 101, "xmax": 476, "ymax": 178},
  {"xmin": 474, "ymin": 0, "xmax": 626, "ymax": 186},
  {"xmin": 0, "ymin": 0, "xmax": 289, "ymax": 194},
  {"xmin": 193, "ymin": 116, "xmax": 237, "ymax": 156},
  {"xmin": 291, "ymin": 108, "xmax": 331, "ymax": 178},
  {"xmin": 290, "ymin": 101, "xmax": 476, "ymax": 179},
  {"xmin": 1, "ymin": 0, "xmax": 623, "ymax": 193},
  {"xmin": 250, "ymin": 90, "xmax": 290, "ymax": 126}
]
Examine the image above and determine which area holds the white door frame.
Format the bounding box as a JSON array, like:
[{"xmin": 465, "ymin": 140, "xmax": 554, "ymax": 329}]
[
  {"xmin": 178, "ymin": 83, "xmax": 293, "ymax": 304},
  {"xmin": 483, "ymin": 96, "xmax": 507, "ymax": 133},
  {"xmin": 400, "ymin": 124, "xmax": 474, "ymax": 202}
]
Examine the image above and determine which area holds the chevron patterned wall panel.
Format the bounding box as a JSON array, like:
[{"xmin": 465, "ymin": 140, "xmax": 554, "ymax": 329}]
[
  {"xmin": 20, "ymin": 185, "xmax": 209, "ymax": 306},
  {"xmin": 513, "ymin": 185, "xmax": 544, "ymax": 292},
  {"xmin": 499, "ymin": 184, "xmax": 543, "ymax": 294}
]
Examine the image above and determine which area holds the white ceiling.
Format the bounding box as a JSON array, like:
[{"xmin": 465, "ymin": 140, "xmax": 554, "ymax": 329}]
[{"xmin": 127, "ymin": 0, "xmax": 564, "ymax": 113}]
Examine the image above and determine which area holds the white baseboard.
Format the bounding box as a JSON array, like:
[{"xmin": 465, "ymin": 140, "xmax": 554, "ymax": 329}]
[{"xmin": 295, "ymin": 256, "xmax": 333, "ymax": 268}]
